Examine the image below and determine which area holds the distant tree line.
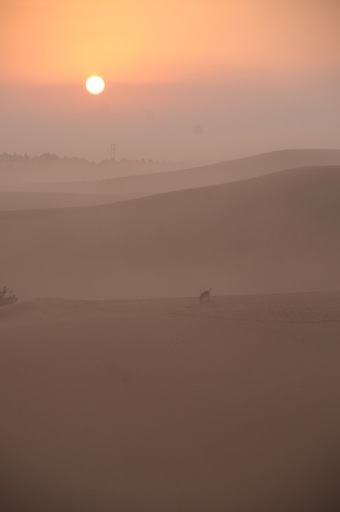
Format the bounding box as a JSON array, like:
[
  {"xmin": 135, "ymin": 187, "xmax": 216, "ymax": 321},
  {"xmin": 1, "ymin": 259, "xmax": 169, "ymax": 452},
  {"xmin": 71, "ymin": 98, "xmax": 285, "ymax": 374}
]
[
  {"xmin": 0, "ymin": 285, "xmax": 18, "ymax": 307},
  {"xmin": 0, "ymin": 153, "xmax": 90, "ymax": 165},
  {"xmin": 0, "ymin": 153, "xmax": 169, "ymax": 166}
]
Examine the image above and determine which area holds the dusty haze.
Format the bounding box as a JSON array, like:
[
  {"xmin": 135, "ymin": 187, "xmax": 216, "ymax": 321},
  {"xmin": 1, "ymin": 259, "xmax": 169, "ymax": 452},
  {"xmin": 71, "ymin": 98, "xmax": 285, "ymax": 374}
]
[
  {"xmin": 1, "ymin": 0, "xmax": 340, "ymax": 160},
  {"xmin": 1, "ymin": 1, "xmax": 340, "ymax": 511},
  {"xmin": 1, "ymin": 150, "xmax": 340, "ymax": 511}
]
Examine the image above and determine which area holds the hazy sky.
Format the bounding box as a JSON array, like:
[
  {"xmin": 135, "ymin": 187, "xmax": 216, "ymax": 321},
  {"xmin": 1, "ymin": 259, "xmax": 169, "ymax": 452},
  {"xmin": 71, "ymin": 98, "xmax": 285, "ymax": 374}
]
[{"xmin": 1, "ymin": 0, "xmax": 340, "ymax": 161}]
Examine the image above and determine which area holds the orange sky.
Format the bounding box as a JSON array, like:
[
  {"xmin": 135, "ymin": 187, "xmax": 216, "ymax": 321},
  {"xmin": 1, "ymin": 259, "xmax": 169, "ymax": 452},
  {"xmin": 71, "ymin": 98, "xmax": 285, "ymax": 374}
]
[
  {"xmin": 2, "ymin": 0, "xmax": 340, "ymax": 85},
  {"xmin": 0, "ymin": 0, "xmax": 339, "ymax": 160}
]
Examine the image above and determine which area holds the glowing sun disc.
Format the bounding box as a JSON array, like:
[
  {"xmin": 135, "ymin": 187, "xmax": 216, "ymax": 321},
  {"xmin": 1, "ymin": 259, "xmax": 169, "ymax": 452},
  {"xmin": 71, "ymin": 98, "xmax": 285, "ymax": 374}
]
[{"xmin": 86, "ymin": 76, "xmax": 105, "ymax": 95}]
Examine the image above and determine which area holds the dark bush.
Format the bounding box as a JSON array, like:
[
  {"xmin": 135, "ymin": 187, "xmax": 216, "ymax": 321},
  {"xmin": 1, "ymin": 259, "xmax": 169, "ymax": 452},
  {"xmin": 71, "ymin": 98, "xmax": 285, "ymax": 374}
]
[{"xmin": 0, "ymin": 285, "xmax": 18, "ymax": 307}]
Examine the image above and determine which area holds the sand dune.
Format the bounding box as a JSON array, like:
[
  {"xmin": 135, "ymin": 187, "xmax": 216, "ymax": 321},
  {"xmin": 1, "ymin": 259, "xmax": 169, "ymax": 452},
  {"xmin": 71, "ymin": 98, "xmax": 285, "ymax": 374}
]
[
  {"xmin": 1, "ymin": 291, "xmax": 339, "ymax": 511},
  {"xmin": 0, "ymin": 165, "xmax": 339, "ymax": 299},
  {"xmin": 0, "ymin": 191, "xmax": 123, "ymax": 211},
  {"xmin": 1, "ymin": 158, "xmax": 339, "ymax": 511},
  {"xmin": 0, "ymin": 158, "xmax": 187, "ymax": 185},
  {"xmin": 2, "ymin": 149, "xmax": 340, "ymax": 200}
]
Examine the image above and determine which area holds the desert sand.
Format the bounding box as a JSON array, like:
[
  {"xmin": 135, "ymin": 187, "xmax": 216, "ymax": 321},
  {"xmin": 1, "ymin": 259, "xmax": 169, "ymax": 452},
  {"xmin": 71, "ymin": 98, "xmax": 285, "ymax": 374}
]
[
  {"xmin": 1, "ymin": 292, "xmax": 340, "ymax": 511},
  {"xmin": 0, "ymin": 163, "xmax": 339, "ymax": 299},
  {"xmin": 0, "ymin": 192, "xmax": 117, "ymax": 211},
  {"xmin": 2, "ymin": 148, "xmax": 340, "ymax": 201},
  {"xmin": 1, "ymin": 151, "xmax": 339, "ymax": 511}
]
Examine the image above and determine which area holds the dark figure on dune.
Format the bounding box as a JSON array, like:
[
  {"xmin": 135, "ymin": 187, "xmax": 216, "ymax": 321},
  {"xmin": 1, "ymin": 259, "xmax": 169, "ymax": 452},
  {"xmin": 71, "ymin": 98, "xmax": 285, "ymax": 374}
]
[{"xmin": 199, "ymin": 287, "xmax": 212, "ymax": 302}]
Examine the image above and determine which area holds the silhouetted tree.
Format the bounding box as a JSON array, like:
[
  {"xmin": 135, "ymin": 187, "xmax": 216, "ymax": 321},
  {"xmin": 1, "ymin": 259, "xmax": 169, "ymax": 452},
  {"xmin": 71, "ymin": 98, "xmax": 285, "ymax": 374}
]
[{"xmin": 0, "ymin": 285, "xmax": 18, "ymax": 307}]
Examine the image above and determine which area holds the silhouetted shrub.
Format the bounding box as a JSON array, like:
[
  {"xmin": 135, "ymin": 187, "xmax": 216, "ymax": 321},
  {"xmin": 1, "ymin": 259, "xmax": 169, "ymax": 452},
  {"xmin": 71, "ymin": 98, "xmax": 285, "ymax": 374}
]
[{"xmin": 0, "ymin": 285, "xmax": 18, "ymax": 307}]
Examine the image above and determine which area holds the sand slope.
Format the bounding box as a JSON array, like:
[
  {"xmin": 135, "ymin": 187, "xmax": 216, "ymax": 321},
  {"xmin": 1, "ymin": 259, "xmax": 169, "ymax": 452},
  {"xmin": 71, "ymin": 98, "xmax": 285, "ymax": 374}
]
[
  {"xmin": 0, "ymin": 165, "xmax": 339, "ymax": 299},
  {"xmin": 2, "ymin": 148, "xmax": 340, "ymax": 199},
  {"xmin": 1, "ymin": 292, "xmax": 340, "ymax": 511},
  {"xmin": 0, "ymin": 158, "xmax": 187, "ymax": 185},
  {"xmin": 0, "ymin": 192, "xmax": 121, "ymax": 211}
]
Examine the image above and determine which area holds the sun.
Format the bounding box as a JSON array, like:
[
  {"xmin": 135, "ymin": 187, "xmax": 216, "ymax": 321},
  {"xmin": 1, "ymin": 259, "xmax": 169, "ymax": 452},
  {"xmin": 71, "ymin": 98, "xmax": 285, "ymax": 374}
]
[{"xmin": 85, "ymin": 76, "xmax": 105, "ymax": 95}]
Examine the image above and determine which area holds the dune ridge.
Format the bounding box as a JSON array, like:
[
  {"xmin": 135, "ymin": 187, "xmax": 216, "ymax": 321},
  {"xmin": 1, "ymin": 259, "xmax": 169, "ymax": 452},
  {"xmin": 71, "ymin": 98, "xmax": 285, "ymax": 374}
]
[
  {"xmin": 2, "ymin": 148, "xmax": 340, "ymax": 199},
  {"xmin": 0, "ymin": 164, "xmax": 339, "ymax": 299},
  {"xmin": 1, "ymin": 290, "xmax": 340, "ymax": 324},
  {"xmin": 0, "ymin": 191, "xmax": 119, "ymax": 211}
]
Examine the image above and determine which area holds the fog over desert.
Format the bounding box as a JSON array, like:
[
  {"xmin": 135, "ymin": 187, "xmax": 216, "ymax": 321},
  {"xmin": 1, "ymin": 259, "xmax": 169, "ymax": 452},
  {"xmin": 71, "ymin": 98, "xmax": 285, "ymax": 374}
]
[
  {"xmin": 1, "ymin": 0, "xmax": 340, "ymax": 511},
  {"xmin": 1, "ymin": 154, "xmax": 340, "ymax": 300},
  {"xmin": 1, "ymin": 150, "xmax": 340, "ymax": 511}
]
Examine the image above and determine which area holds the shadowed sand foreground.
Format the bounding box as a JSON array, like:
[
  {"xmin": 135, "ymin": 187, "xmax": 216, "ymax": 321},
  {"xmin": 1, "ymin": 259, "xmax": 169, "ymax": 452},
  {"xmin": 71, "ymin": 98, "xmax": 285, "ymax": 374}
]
[{"xmin": 1, "ymin": 292, "xmax": 339, "ymax": 511}]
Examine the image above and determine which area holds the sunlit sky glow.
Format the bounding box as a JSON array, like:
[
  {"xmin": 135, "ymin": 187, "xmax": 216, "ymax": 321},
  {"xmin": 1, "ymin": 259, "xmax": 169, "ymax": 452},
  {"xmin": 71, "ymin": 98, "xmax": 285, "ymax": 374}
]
[{"xmin": 1, "ymin": 0, "xmax": 339, "ymax": 161}]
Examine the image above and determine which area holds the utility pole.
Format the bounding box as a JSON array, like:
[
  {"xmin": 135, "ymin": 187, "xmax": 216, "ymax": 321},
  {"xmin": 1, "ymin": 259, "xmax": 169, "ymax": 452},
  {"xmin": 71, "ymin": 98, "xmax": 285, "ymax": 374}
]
[{"xmin": 110, "ymin": 143, "xmax": 116, "ymax": 161}]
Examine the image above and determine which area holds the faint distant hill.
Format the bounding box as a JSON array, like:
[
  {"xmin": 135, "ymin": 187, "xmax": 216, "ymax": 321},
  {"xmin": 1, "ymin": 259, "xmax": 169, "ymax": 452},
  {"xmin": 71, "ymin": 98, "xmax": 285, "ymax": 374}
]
[
  {"xmin": 0, "ymin": 153, "xmax": 192, "ymax": 185},
  {"xmin": 2, "ymin": 149, "xmax": 340, "ymax": 201},
  {"xmin": 1, "ymin": 163, "xmax": 339, "ymax": 299},
  {"xmin": 0, "ymin": 191, "xmax": 116, "ymax": 211}
]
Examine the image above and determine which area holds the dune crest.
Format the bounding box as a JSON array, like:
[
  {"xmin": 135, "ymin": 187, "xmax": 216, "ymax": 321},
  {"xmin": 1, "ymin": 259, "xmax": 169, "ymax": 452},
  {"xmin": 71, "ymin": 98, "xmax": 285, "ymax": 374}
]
[
  {"xmin": 2, "ymin": 148, "xmax": 340, "ymax": 202},
  {"xmin": 0, "ymin": 164, "xmax": 339, "ymax": 299}
]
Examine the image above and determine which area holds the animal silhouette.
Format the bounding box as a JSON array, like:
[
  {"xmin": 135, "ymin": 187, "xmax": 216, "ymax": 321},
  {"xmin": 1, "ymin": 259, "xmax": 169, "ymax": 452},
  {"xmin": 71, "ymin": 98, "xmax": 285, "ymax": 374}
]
[{"xmin": 199, "ymin": 287, "xmax": 212, "ymax": 302}]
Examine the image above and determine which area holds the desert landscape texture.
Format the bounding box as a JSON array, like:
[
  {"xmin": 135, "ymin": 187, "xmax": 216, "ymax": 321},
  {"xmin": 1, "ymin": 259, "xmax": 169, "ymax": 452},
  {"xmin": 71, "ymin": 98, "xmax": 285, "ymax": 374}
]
[
  {"xmin": 2, "ymin": 0, "xmax": 340, "ymax": 510},
  {"xmin": 1, "ymin": 150, "xmax": 340, "ymax": 511}
]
